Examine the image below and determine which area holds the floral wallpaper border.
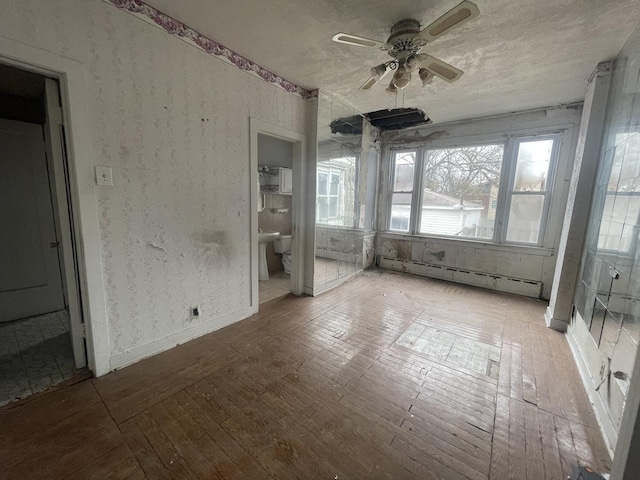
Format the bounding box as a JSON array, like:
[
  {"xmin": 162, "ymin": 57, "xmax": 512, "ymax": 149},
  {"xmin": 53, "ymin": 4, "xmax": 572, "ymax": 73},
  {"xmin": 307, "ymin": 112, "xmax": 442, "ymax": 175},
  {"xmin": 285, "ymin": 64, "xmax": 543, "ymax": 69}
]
[{"xmin": 105, "ymin": 0, "xmax": 317, "ymax": 100}]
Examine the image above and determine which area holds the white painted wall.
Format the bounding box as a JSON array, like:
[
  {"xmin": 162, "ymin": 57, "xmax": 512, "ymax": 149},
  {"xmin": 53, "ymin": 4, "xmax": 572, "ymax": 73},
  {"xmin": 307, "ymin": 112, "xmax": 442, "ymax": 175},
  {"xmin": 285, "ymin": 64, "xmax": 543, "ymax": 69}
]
[
  {"xmin": 258, "ymin": 134, "xmax": 293, "ymax": 168},
  {"xmin": 0, "ymin": 0, "xmax": 309, "ymax": 374},
  {"xmin": 376, "ymin": 106, "xmax": 582, "ymax": 299}
]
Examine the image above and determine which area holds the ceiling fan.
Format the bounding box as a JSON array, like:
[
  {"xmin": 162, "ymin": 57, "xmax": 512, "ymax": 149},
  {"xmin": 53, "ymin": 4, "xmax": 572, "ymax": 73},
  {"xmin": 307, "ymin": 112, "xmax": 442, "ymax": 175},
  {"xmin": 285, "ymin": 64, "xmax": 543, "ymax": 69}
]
[{"xmin": 331, "ymin": 1, "xmax": 479, "ymax": 93}]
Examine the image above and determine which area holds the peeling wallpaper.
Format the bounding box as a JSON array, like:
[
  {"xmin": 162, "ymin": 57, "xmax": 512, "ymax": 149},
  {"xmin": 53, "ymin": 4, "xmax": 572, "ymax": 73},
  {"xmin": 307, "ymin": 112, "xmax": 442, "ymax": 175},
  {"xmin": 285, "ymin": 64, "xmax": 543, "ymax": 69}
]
[
  {"xmin": 0, "ymin": 0, "xmax": 308, "ymax": 364},
  {"xmin": 103, "ymin": 0, "xmax": 316, "ymax": 100}
]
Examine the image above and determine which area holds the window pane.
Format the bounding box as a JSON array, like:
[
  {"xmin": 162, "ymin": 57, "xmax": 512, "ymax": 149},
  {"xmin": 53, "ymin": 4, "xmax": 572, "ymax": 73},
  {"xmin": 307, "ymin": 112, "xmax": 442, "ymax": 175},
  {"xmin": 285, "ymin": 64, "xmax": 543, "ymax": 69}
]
[
  {"xmin": 505, "ymin": 194, "xmax": 545, "ymax": 243},
  {"xmin": 316, "ymin": 156, "xmax": 357, "ymax": 227},
  {"xmin": 318, "ymin": 173, "xmax": 328, "ymax": 195},
  {"xmin": 513, "ymin": 139, "xmax": 553, "ymax": 191},
  {"xmin": 419, "ymin": 144, "xmax": 504, "ymax": 239},
  {"xmin": 328, "ymin": 201, "xmax": 338, "ymax": 218},
  {"xmin": 390, "ymin": 193, "xmax": 412, "ymax": 232},
  {"xmin": 330, "ymin": 174, "xmax": 340, "ymax": 195},
  {"xmin": 394, "ymin": 152, "xmax": 415, "ymax": 192},
  {"xmin": 318, "ymin": 203, "xmax": 328, "ymax": 219}
]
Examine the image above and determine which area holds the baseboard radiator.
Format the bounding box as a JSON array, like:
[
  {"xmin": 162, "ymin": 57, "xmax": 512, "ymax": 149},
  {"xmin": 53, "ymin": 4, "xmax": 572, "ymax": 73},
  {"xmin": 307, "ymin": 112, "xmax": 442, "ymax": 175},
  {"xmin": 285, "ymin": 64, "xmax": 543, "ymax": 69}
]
[{"xmin": 378, "ymin": 256, "xmax": 543, "ymax": 298}]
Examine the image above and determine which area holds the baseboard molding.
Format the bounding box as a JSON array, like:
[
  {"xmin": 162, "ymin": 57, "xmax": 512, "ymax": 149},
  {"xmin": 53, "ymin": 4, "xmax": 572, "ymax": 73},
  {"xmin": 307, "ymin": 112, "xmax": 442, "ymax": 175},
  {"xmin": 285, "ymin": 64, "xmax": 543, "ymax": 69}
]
[
  {"xmin": 544, "ymin": 306, "xmax": 569, "ymax": 331},
  {"xmin": 109, "ymin": 305, "xmax": 257, "ymax": 372},
  {"xmin": 565, "ymin": 324, "xmax": 617, "ymax": 457}
]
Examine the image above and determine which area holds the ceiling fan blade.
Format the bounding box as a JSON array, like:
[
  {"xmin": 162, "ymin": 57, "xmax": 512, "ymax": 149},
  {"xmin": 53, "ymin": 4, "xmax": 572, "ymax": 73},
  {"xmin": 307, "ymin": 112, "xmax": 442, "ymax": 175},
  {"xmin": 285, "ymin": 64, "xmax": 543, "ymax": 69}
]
[
  {"xmin": 421, "ymin": 55, "xmax": 464, "ymax": 82},
  {"xmin": 419, "ymin": 1, "xmax": 480, "ymax": 42},
  {"xmin": 332, "ymin": 33, "xmax": 386, "ymax": 48}
]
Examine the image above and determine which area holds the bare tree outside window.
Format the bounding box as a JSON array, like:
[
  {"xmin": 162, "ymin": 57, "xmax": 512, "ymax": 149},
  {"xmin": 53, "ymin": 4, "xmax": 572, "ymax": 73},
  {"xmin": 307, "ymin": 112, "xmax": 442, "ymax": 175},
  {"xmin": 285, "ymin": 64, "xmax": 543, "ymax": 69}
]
[
  {"xmin": 423, "ymin": 145, "xmax": 504, "ymax": 200},
  {"xmin": 389, "ymin": 136, "xmax": 558, "ymax": 245},
  {"xmin": 420, "ymin": 145, "xmax": 504, "ymax": 238}
]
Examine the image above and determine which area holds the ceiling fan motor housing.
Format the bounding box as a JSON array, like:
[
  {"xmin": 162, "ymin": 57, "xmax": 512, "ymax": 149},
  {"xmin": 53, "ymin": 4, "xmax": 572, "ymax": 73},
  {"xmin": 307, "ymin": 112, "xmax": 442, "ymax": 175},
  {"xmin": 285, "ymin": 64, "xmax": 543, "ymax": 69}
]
[{"xmin": 385, "ymin": 19, "xmax": 426, "ymax": 58}]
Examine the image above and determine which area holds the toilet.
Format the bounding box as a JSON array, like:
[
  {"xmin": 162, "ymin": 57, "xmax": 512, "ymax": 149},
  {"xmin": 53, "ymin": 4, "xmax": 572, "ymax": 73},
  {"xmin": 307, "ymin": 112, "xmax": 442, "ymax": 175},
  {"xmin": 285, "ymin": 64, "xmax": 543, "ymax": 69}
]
[{"xmin": 273, "ymin": 235, "xmax": 292, "ymax": 275}]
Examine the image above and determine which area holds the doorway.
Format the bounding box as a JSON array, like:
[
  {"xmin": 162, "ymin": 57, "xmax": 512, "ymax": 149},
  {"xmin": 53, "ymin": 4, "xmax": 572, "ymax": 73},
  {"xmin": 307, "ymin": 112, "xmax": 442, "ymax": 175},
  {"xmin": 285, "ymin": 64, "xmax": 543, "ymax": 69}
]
[
  {"xmin": 257, "ymin": 133, "xmax": 294, "ymax": 304},
  {"xmin": 250, "ymin": 118, "xmax": 307, "ymax": 309},
  {"xmin": 0, "ymin": 63, "xmax": 85, "ymax": 406}
]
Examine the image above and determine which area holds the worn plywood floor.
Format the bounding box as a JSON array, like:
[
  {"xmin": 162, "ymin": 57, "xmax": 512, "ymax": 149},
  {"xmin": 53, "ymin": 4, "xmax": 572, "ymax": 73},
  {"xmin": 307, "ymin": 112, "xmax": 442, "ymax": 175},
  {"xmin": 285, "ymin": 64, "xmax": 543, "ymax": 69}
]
[{"xmin": 0, "ymin": 271, "xmax": 610, "ymax": 479}]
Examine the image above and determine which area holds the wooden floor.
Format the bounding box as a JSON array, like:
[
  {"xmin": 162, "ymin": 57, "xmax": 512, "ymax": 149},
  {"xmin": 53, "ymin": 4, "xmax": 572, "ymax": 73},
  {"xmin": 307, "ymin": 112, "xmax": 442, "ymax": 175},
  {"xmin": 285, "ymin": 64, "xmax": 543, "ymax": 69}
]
[{"xmin": 0, "ymin": 271, "xmax": 610, "ymax": 479}]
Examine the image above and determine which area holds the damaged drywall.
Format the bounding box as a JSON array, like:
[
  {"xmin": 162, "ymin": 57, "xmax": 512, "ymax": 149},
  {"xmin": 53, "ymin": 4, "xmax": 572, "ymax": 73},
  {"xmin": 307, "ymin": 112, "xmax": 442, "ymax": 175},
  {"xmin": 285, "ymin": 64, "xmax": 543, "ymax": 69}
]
[
  {"xmin": 375, "ymin": 105, "xmax": 583, "ymax": 299},
  {"xmin": 192, "ymin": 230, "xmax": 231, "ymax": 263}
]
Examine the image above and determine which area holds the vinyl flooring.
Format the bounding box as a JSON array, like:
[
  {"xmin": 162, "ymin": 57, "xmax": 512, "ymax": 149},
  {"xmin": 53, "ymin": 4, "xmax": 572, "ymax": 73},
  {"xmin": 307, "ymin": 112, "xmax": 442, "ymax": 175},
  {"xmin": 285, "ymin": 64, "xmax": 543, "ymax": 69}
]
[
  {"xmin": 0, "ymin": 271, "xmax": 611, "ymax": 479},
  {"xmin": 0, "ymin": 309, "xmax": 77, "ymax": 406}
]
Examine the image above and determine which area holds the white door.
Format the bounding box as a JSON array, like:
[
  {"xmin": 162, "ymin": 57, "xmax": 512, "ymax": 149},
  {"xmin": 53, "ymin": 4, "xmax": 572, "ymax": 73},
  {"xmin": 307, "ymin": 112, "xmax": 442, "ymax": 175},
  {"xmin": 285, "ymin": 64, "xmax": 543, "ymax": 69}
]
[
  {"xmin": 43, "ymin": 78, "xmax": 87, "ymax": 368},
  {"xmin": 0, "ymin": 118, "xmax": 65, "ymax": 321}
]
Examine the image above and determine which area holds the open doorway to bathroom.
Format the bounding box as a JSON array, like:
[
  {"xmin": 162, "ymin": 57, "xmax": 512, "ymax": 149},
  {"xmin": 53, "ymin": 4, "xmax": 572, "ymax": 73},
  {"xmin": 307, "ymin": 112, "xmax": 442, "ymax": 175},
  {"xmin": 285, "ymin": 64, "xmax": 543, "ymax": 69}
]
[
  {"xmin": 0, "ymin": 63, "xmax": 86, "ymax": 406},
  {"xmin": 250, "ymin": 118, "xmax": 307, "ymax": 308},
  {"xmin": 257, "ymin": 133, "xmax": 293, "ymax": 304}
]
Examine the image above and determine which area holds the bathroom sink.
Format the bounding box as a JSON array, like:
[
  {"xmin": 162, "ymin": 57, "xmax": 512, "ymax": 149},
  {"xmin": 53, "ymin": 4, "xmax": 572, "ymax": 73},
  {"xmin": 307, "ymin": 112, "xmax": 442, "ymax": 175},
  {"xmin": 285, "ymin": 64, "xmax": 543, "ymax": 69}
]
[
  {"xmin": 258, "ymin": 231, "xmax": 280, "ymax": 244},
  {"xmin": 258, "ymin": 231, "xmax": 279, "ymax": 281}
]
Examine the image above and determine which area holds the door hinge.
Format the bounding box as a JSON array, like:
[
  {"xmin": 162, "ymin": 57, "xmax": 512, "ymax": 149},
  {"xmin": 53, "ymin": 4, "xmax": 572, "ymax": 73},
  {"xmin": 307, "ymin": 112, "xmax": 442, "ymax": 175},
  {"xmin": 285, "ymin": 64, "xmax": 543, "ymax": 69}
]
[{"xmin": 80, "ymin": 323, "xmax": 86, "ymax": 338}]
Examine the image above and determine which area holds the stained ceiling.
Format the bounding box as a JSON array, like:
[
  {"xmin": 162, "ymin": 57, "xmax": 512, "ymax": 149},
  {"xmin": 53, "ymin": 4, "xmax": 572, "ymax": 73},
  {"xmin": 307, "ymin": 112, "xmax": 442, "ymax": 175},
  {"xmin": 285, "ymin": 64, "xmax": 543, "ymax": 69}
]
[{"xmin": 144, "ymin": 0, "xmax": 640, "ymax": 124}]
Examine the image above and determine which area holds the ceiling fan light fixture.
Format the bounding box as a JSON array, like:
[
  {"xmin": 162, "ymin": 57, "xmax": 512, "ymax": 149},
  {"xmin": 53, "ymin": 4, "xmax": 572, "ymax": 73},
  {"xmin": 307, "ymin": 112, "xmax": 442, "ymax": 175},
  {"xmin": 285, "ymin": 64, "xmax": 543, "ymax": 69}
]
[
  {"xmin": 370, "ymin": 63, "xmax": 388, "ymax": 81},
  {"xmin": 404, "ymin": 55, "xmax": 422, "ymax": 73},
  {"xmin": 419, "ymin": 68, "xmax": 435, "ymax": 87},
  {"xmin": 385, "ymin": 81, "xmax": 397, "ymax": 94},
  {"xmin": 392, "ymin": 66, "xmax": 411, "ymax": 89}
]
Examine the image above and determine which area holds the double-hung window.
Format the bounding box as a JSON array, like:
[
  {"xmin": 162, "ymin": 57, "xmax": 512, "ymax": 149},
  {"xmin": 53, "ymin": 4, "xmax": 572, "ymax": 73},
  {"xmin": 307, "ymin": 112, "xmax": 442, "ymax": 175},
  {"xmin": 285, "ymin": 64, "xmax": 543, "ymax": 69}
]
[
  {"xmin": 387, "ymin": 134, "xmax": 560, "ymax": 246},
  {"xmin": 389, "ymin": 151, "xmax": 416, "ymax": 232},
  {"xmin": 504, "ymin": 137, "xmax": 558, "ymax": 244},
  {"xmin": 317, "ymin": 168, "xmax": 341, "ymax": 221},
  {"xmin": 317, "ymin": 156, "xmax": 358, "ymax": 227}
]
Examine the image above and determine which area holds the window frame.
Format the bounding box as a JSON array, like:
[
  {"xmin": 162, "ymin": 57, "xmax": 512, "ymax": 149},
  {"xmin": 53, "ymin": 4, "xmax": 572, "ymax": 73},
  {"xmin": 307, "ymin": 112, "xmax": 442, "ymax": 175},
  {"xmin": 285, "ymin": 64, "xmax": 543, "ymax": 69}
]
[
  {"xmin": 317, "ymin": 164, "xmax": 344, "ymax": 223},
  {"xmin": 500, "ymin": 134, "xmax": 561, "ymax": 246},
  {"xmin": 316, "ymin": 154, "xmax": 360, "ymax": 229},
  {"xmin": 385, "ymin": 133, "xmax": 561, "ymax": 247},
  {"xmin": 316, "ymin": 167, "xmax": 342, "ymax": 221},
  {"xmin": 389, "ymin": 150, "xmax": 418, "ymax": 233}
]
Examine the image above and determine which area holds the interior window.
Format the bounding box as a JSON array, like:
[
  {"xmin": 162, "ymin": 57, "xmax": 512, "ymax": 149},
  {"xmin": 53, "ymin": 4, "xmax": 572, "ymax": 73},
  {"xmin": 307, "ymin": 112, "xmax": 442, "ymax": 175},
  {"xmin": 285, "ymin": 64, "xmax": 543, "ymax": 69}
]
[{"xmin": 317, "ymin": 156, "xmax": 357, "ymax": 227}]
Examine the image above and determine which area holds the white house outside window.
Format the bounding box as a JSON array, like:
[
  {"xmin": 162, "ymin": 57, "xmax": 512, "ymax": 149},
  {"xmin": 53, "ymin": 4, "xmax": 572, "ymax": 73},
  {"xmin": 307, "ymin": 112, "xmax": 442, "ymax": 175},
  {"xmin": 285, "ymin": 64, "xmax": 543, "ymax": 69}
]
[{"xmin": 388, "ymin": 134, "xmax": 560, "ymax": 246}]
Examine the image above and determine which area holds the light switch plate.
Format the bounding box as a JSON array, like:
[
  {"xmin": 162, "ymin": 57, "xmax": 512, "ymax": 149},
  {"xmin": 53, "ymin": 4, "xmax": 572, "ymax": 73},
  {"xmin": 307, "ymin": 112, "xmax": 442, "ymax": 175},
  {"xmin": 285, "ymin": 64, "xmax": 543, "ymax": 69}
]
[{"xmin": 95, "ymin": 166, "xmax": 113, "ymax": 186}]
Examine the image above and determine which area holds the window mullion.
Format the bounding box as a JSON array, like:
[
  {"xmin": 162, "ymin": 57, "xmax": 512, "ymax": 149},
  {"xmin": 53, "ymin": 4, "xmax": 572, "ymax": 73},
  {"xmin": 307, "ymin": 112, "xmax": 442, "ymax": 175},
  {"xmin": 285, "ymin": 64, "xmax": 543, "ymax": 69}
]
[
  {"xmin": 410, "ymin": 149, "xmax": 424, "ymax": 235},
  {"xmin": 536, "ymin": 134, "xmax": 561, "ymax": 245},
  {"xmin": 495, "ymin": 138, "xmax": 516, "ymax": 243}
]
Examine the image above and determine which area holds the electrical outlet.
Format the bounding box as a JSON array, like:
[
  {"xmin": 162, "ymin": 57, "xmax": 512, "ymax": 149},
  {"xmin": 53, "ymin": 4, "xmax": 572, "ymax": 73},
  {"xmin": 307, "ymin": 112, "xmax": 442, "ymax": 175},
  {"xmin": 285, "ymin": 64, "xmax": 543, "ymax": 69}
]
[
  {"xmin": 190, "ymin": 306, "xmax": 200, "ymax": 320},
  {"xmin": 95, "ymin": 166, "xmax": 113, "ymax": 186}
]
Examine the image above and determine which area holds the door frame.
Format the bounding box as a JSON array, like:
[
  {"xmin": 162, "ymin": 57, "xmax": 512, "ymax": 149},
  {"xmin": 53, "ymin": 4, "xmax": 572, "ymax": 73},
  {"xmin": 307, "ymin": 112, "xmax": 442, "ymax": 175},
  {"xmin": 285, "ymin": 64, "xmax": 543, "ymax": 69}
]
[
  {"xmin": 249, "ymin": 118, "xmax": 307, "ymax": 306},
  {"xmin": 0, "ymin": 39, "xmax": 111, "ymax": 376},
  {"xmin": 43, "ymin": 78, "xmax": 86, "ymax": 368}
]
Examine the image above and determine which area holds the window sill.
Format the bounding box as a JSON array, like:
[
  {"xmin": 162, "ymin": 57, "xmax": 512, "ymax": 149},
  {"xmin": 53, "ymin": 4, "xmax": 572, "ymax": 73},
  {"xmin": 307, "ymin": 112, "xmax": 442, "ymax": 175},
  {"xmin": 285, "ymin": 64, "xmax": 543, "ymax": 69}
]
[
  {"xmin": 378, "ymin": 231, "xmax": 554, "ymax": 256},
  {"xmin": 315, "ymin": 224, "xmax": 361, "ymax": 231}
]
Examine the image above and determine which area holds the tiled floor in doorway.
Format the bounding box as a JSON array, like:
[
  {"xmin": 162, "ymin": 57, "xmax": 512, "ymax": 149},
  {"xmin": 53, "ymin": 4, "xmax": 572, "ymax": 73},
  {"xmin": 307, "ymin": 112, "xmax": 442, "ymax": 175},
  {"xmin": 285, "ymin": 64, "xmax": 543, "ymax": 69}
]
[
  {"xmin": 0, "ymin": 310, "xmax": 77, "ymax": 406},
  {"xmin": 259, "ymin": 270, "xmax": 290, "ymax": 304}
]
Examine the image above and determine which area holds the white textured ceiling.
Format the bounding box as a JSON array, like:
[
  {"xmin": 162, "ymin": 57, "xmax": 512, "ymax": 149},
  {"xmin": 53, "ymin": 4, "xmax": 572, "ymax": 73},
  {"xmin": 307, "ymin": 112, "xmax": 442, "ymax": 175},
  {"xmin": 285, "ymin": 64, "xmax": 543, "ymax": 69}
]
[{"xmin": 145, "ymin": 0, "xmax": 639, "ymax": 124}]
